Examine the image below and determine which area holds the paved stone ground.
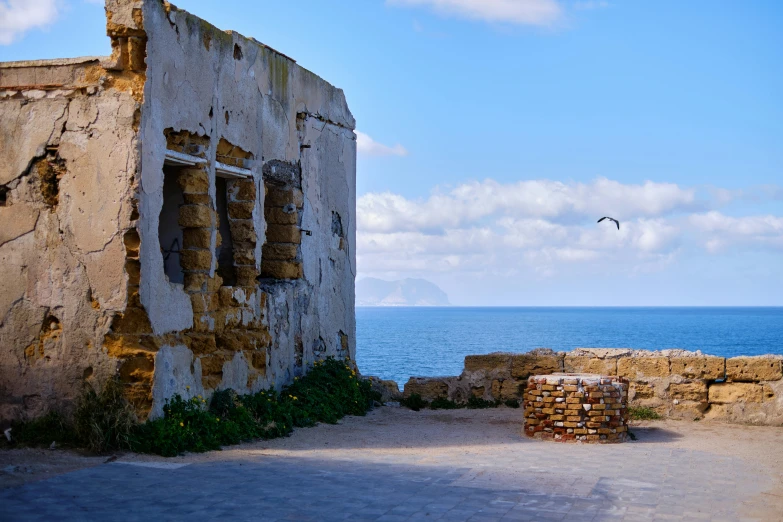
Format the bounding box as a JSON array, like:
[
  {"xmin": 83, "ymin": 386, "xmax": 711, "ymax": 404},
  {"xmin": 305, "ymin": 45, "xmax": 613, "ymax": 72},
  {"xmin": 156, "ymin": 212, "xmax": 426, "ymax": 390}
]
[{"xmin": 1, "ymin": 407, "xmax": 781, "ymax": 521}]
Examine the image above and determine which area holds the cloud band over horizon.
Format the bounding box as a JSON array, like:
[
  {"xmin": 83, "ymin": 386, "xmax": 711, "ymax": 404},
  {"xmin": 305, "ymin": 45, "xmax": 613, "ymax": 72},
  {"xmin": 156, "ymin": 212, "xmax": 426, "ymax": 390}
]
[{"xmin": 357, "ymin": 178, "xmax": 783, "ymax": 297}]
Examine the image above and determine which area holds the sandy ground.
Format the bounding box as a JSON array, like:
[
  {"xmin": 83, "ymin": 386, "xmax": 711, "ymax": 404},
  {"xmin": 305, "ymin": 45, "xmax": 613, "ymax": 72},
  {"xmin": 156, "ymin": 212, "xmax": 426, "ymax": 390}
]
[{"xmin": 2, "ymin": 405, "xmax": 783, "ymax": 515}]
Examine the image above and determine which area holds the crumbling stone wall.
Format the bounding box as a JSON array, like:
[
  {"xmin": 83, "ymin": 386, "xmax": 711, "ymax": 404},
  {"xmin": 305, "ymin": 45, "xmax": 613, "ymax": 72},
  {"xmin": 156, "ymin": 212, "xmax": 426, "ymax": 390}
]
[
  {"xmin": 404, "ymin": 349, "xmax": 783, "ymax": 426},
  {"xmin": 0, "ymin": 0, "xmax": 356, "ymax": 423}
]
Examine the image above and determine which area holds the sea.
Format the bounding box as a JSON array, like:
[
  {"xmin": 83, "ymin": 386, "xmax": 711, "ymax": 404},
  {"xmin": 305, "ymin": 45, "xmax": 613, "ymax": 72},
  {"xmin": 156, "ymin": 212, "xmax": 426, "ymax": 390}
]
[{"xmin": 355, "ymin": 307, "xmax": 783, "ymax": 386}]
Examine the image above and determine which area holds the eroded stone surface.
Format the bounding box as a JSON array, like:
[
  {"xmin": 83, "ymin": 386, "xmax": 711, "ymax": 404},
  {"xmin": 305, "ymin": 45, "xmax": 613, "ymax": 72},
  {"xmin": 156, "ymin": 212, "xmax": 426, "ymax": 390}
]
[{"xmin": 727, "ymin": 355, "xmax": 783, "ymax": 382}]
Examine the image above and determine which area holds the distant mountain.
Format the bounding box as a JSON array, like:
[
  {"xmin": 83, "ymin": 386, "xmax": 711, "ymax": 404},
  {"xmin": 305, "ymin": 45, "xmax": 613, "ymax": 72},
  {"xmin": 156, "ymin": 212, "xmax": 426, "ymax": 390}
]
[{"xmin": 356, "ymin": 278, "xmax": 450, "ymax": 307}]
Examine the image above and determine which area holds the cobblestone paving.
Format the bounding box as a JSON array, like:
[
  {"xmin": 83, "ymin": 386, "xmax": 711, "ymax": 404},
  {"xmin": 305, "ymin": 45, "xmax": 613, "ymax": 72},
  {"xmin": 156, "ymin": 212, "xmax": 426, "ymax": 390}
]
[{"xmin": 0, "ymin": 409, "xmax": 780, "ymax": 521}]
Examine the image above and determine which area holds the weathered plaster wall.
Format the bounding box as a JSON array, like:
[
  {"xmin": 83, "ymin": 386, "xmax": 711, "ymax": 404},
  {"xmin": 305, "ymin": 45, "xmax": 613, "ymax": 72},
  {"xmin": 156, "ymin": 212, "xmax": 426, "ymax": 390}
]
[
  {"xmin": 130, "ymin": 0, "xmax": 356, "ymax": 418},
  {"xmin": 0, "ymin": 0, "xmax": 356, "ymax": 422},
  {"xmin": 403, "ymin": 349, "xmax": 783, "ymax": 426},
  {"xmin": 0, "ymin": 56, "xmax": 142, "ymax": 421}
]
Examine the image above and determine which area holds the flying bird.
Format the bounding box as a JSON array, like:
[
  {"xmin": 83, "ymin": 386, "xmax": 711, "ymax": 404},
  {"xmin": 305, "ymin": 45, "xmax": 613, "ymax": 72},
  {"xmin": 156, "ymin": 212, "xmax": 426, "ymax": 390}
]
[{"xmin": 597, "ymin": 216, "xmax": 620, "ymax": 230}]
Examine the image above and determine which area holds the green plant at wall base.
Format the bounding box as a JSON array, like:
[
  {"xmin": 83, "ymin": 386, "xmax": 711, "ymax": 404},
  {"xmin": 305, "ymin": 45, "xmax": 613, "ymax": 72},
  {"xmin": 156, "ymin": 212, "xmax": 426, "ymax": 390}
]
[
  {"xmin": 504, "ymin": 398, "xmax": 520, "ymax": 408},
  {"xmin": 467, "ymin": 396, "xmax": 500, "ymax": 409},
  {"xmin": 628, "ymin": 406, "xmax": 662, "ymax": 420},
  {"xmin": 74, "ymin": 377, "xmax": 137, "ymax": 453},
  {"xmin": 1, "ymin": 411, "xmax": 78, "ymax": 448},
  {"xmin": 400, "ymin": 393, "xmax": 428, "ymax": 411},
  {"xmin": 131, "ymin": 395, "xmax": 226, "ymax": 457},
  {"xmin": 131, "ymin": 357, "xmax": 381, "ymax": 457},
  {"xmin": 2, "ymin": 377, "xmax": 136, "ymax": 453},
  {"xmin": 430, "ymin": 397, "xmax": 463, "ymax": 410}
]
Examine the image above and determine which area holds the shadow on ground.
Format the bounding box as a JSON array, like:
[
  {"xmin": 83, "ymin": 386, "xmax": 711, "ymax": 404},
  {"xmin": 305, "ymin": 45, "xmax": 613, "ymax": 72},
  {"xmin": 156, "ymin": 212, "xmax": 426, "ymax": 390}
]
[{"xmin": 626, "ymin": 425, "xmax": 683, "ymax": 444}]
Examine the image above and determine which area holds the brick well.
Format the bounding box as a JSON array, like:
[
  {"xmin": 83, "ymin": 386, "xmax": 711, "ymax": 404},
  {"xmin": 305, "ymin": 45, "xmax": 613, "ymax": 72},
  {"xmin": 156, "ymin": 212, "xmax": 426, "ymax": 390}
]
[{"xmin": 524, "ymin": 373, "xmax": 629, "ymax": 443}]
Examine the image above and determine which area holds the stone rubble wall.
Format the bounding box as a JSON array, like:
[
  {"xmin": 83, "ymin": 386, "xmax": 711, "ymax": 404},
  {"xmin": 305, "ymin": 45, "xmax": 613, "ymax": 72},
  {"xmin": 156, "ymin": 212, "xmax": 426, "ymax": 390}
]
[
  {"xmin": 524, "ymin": 374, "xmax": 629, "ymax": 443},
  {"xmin": 403, "ymin": 349, "xmax": 783, "ymax": 426}
]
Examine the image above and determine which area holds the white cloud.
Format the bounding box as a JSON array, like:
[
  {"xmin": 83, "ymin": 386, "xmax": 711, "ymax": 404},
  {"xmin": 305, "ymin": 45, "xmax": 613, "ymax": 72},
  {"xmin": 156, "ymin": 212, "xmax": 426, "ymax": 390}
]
[
  {"xmin": 357, "ymin": 178, "xmax": 783, "ymax": 282},
  {"xmin": 689, "ymin": 211, "xmax": 783, "ymax": 253},
  {"xmin": 388, "ymin": 0, "xmax": 563, "ymax": 27},
  {"xmin": 574, "ymin": 1, "xmax": 609, "ymax": 10},
  {"xmin": 0, "ymin": 0, "xmax": 60, "ymax": 45},
  {"xmin": 355, "ymin": 131, "xmax": 408, "ymax": 157},
  {"xmin": 358, "ymin": 177, "xmax": 697, "ymax": 233}
]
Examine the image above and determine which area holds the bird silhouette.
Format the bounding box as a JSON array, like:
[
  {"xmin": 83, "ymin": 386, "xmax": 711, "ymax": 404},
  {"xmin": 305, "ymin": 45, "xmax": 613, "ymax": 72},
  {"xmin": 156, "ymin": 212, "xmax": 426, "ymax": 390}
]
[{"xmin": 598, "ymin": 217, "xmax": 620, "ymax": 230}]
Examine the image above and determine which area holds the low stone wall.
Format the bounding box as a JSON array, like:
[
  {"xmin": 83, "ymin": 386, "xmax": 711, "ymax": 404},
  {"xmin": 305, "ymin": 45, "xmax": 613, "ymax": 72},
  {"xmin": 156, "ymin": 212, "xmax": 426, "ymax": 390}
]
[
  {"xmin": 403, "ymin": 349, "xmax": 783, "ymax": 426},
  {"xmin": 524, "ymin": 374, "xmax": 629, "ymax": 443}
]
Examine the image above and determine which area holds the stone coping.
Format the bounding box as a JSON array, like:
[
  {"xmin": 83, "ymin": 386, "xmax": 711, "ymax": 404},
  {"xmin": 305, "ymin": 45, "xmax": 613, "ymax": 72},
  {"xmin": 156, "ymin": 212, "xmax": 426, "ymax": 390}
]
[
  {"xmin": 531, "ymin": 373, "xmax": 622, "ymax": 385},
  {"xmin": 0, "ymin": 56, "xmax": 106, "ymax": 69}
]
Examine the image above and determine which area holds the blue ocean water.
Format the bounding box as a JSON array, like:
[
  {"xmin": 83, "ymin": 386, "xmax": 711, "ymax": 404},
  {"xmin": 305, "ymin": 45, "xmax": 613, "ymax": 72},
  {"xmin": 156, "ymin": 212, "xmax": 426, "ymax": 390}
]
[{"xmin": 355, "ymin": 307, "xmax": 783, "ymax": 386}]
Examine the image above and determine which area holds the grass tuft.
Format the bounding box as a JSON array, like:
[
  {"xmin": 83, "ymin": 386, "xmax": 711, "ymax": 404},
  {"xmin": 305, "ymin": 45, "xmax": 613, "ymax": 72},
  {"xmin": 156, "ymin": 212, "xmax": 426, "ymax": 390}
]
[
  {"xmin": 628, "ymin": 406, "xmax": 662, "ymax": 420},
  {"xmin": 466, "ymin": 396, "xmax": 500, "ymax": 409},
  {"xmin": 429, "ymin": 397, "xmax": 463, "ymax": 410},
  {"xmin": 400, "ymin": 393, "xmax": 428, "ymax": 411},
  {"xmin": 74, "ymin": 377, "xmax": 137, "ymax": 453}
]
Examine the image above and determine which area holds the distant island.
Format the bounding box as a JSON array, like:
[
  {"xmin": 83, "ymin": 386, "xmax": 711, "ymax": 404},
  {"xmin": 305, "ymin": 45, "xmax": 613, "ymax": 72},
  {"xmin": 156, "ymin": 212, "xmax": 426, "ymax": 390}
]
[{"xmin": 356, "ymin": 278, "xmax": 450, "ymax": 307}]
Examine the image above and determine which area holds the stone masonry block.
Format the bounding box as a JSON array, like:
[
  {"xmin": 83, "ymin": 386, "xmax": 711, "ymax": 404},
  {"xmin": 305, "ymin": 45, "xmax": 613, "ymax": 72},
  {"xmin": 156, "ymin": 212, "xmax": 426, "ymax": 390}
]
[
  {"xmin": 265, "ymin": 207, "xmax": 298, "ymax": 225},
  {"xmin": 266, "ymin": 224, "xmax": 301, "ymax": 244},
  {"xmin": 184, "ymin": 334, "xmax": 217, "ymax": 356},
  {"xmin": 500, "ymin": 379, "xmax": 523, "ymax": 399},
  {"xmin": 669, "ymin": 381, "xmax": 708, "ymax": 402},
  {"xmin": 228, "ymin": 201, "xmax": 255, "ymax": 220},
  {"xmin": 404, "ymin": 377, "xmax": 449, "ymax": 401},
  {"xmin": 234, "ymin": 266, "xmax": 259, "ymax": 286},
  {"xmin": 183, "ymin": 272, "xmax": 208, "ymax": 292},
  {"xmin": 125, "ymin": 259, "xmax": 141, "ymax": 285},
  {"xmin": 511, "ymin": 354, "xmax": 563, "ymax": 379},
  {"xmin": 708, "ymin": 382, "xmax": 764, "ymax": 404},
  {"xmin": 229, "ymin": 220, "xmax": 257, "ymax": 243},
  {"xmin": 464, "ymin": 353, "xmax": 512, "ymax": 373},
  {"xmin": 183, "ymin": 228, "xmax": 212, "ymax": 249},
  {"xmin": 216, "ymin": 331, "xmax": 272, "ymax": 352},
  {"xmin": 183, "ymin": 193, "xmax": 212, "ymax": 205},
  {"xmin": 726, "ymin": 356, "xmax": 783, "ymax": 382},
  {"xmin": 179, "ymin": 205, "xmax": 213, "ymax": 228},
  {"xmin": 261, "ymin": 260, "xmax": 303, "ymax": 279},
  {"xmin": 670, "ymin": 356, "xmax": 725, "ymax": 380},
  {"xmin": 564, "ymin": 355, "xmax": 617, "ymax": 375},
  {"xmin": 233, "ymin": 180, "xmax": 256, "ymax": 201},
  {"xmin": 617, "ymin": 357, "xmax": 669, "ymax": 379},
  {"xmin": 177, "ymin": 169, "xmax": 209, "ymax": 194},
  {"xmin": 180, "ymin": 249, "xmax": 212, "ymax": 271},
  {"xmin": 250, "ymin": 350, "xmax": 267, "ymax": 371},
  {"xmin": 266, "ymin": 186, "xmax": 303, "ymax": 207},
  {"xmin": 233, "ymin": 247, "xmax": 256, "ymax": 265},
  {"xmin": 262, "ymin": 243, "xmax": 298, "ymax": 261}
]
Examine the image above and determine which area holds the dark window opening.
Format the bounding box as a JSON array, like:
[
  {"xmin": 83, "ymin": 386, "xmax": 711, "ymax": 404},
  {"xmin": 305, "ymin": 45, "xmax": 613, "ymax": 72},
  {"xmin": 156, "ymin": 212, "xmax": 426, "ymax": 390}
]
[
  {"xmin": 159, "ymin": 165, "xmax": 185, "ymax": 284},
  {"xmin": 215, "ymin": 177, "xmax": 236, "ymax": 286}
]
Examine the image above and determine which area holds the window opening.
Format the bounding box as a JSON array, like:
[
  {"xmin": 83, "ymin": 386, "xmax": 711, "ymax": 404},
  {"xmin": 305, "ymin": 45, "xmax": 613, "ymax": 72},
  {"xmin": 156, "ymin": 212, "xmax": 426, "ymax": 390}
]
[
  {"xmin": 159, "ymin": 165, "xmax": 185, "ymax": 284},
  {"xmin": 215, "ymin": 177, "xmax": 236, "ymax": 286}
]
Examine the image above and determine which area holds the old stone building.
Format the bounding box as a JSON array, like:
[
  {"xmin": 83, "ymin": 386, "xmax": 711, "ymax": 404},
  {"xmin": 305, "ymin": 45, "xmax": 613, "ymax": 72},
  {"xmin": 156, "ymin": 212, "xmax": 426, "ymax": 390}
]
[{"xmin": 0, "ymin": 0, "xmax": 356, "ymax": 421}]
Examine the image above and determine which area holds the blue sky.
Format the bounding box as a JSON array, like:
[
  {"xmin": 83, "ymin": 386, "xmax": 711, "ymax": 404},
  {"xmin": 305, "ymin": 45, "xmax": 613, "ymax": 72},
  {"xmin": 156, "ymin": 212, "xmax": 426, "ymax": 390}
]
[{"xmin": 2, "ymin": 0, "xmax": 782, "ymax": 305}]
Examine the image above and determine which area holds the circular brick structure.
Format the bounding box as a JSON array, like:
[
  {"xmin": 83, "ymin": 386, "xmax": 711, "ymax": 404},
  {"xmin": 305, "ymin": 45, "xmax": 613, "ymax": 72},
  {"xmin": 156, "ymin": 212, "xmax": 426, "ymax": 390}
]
[{"xmin": 523, "ymin": 373, "xmax": 629, "ymax": 443}]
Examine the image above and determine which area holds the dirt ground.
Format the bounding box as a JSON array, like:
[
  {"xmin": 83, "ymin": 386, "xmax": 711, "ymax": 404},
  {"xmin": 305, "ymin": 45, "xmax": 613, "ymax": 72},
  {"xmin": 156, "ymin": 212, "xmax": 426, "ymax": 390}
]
[{"xmin": 3, "ymin": 405, "xmax": 783, "ymax": 507}]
